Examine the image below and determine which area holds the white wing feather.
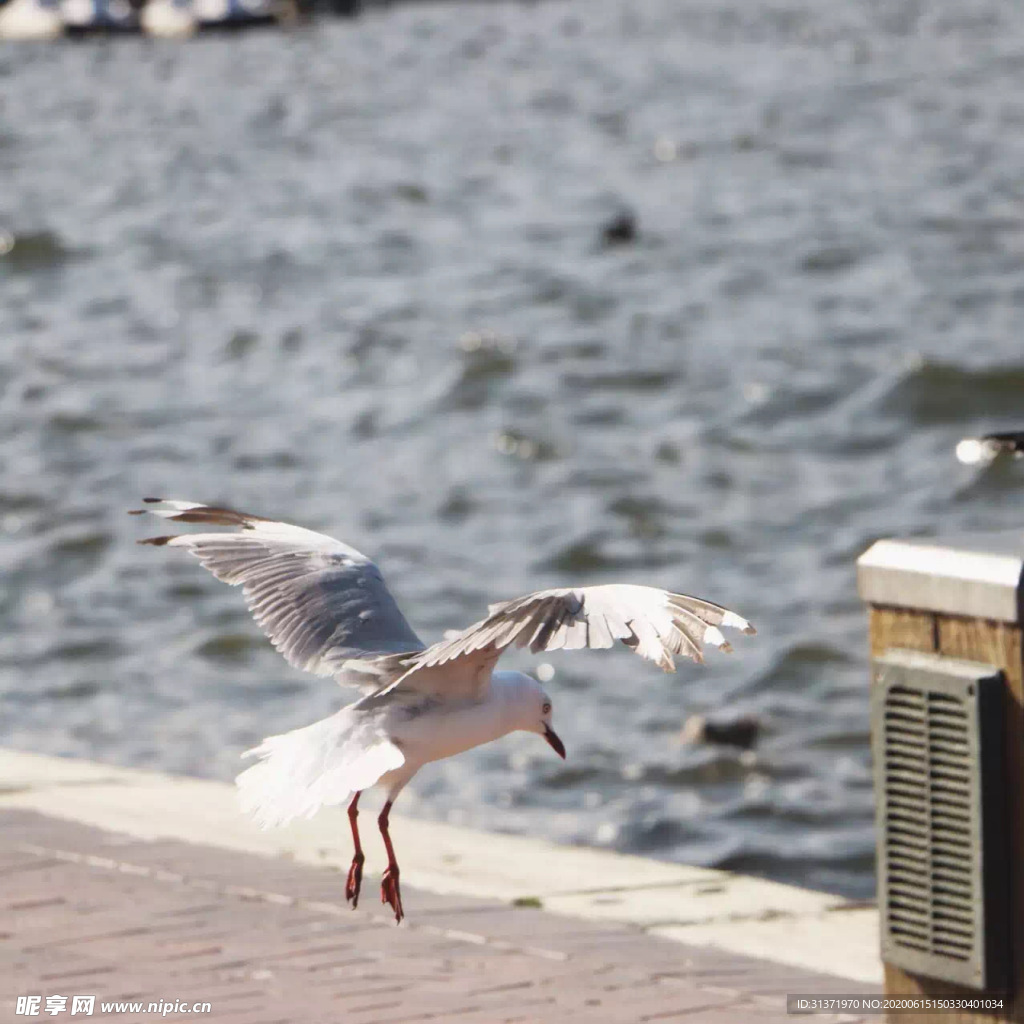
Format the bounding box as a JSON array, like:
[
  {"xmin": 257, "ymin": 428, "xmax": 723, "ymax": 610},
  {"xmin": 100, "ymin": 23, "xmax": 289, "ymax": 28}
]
[
  {"xmin": 379, "ymin": 584, "xmax": 755, "ymax": 698},
  {"xmin": 235, "ymin": 709, "xmax": 405, "ymax": 829}
]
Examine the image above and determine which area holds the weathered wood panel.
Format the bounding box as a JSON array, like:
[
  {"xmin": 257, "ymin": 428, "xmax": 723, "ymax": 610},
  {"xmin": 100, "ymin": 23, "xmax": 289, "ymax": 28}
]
[{"xmin": 868, "ymin": 606, "xmax": 936, "ymax": 659}]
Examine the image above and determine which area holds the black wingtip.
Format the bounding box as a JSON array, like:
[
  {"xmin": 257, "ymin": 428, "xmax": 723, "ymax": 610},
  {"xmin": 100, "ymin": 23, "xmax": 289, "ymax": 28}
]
[
  {"xmin": 138, "ymin": 536, "xmax": 173, "ymax": 546},
  {"xmin": 143, "ymin": 497, "xmax": 164, "ymax": 504},
  {"xmin": 981, "ymin": 431, "xmax": 1024, "ymax": 450}
]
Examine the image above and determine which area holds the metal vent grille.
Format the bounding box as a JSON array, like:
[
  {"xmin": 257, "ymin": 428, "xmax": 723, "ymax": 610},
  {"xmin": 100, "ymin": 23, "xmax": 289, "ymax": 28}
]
[{"xmin": 872, "ymin": 650, "xmax": 1007, "ymax": 991}]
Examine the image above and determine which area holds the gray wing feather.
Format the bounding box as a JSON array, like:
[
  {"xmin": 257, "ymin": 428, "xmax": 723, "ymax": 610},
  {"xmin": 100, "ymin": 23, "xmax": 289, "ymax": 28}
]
[{"xmin": 133, "ymin": 499, "xmax": 424, "ymax": 686}]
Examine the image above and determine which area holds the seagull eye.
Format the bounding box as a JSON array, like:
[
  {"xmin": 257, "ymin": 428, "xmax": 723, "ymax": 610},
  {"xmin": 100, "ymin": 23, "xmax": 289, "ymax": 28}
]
[{"xmin": 542, "ymin": 702, "xmax": 552, "ymax": 715}]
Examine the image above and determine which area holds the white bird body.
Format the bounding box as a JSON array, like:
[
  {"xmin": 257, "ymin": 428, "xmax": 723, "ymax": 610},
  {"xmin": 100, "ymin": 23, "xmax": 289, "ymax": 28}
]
[
  {"xmin": 386, "ymin": 672, "xmax": 538, "ymax": 766},
  {"xmin": 134, "ymin": 498, "xmax": 755, "ymax": 921},
  {"xmin": 236, "ymin": 670, "xmax": 541, "ymax": 828}
]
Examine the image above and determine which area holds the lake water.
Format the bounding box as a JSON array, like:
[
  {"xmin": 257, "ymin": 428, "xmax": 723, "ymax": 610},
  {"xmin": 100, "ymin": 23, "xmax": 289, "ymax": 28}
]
[{"xmin": 4, "ymin": 0, "xmax": 1024, "ymax": 899}]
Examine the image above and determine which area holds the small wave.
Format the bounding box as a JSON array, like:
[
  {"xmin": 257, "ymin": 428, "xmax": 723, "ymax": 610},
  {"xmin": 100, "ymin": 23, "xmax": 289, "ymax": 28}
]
[
  {"xmin": 0, "ymin": 230, "xmax": 77, "ymax": 273},
  {"xmin": 232, "ymin": 451, "xmax": 301, "ymax": 471},
  {"xmin": 644, "ymin": 751, "xmax": 766, "ymax": 789},
  {"xmin": 444, "ymin": 331, "xmax": 518, "ymax": 410},
  {"xmin": 617, "ymin": 816, "xmax": 696, "ymax": 853},
  {"xmin": 607, "ymin": 494, "xmax": 674, "ymax": 534},
  {"xmin": 194, "ymin": 633, "xmax": 266, "ymax": 665},
  {"xmin": 50, "ymin": 639, "xmax": 121, "ymax": 662},
  {"xmin": 42, "ymin": 531, "xmax": 112, "ymax": 586},
  {"xmin": 753, "ymin": 641, "xmax": 855, "ymax": 691},
  {"xmin": 436, "ymin": 488, "xmax": 477, "ymax": 524},
  {"xmin": 537, "ymin": 764, "xmax": 610, "ymax": 790},
  {"xmin": 880, "ymin": 358, "xmax": 1024, "ymax": 424},
  {"xmin": 42, "ymin": 680, "xmax": 103, "ymax": 701},
  {"xmin": 717, "ymin": 847, "xmax": 876, "ymax": 899},
  {"xmin": 562, "ymin": 369, "xmax": 680, "ymax": 392},
  {"xmin": 544, "ymin": 537, "xmax": 618, "ymax": 573},
  {"xmin": 48, "ymin": 413, "xmax": 107, "ymax": 435}
]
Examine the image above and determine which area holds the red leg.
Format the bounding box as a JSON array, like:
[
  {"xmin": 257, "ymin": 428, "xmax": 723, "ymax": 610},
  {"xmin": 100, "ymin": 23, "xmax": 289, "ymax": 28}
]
[
  {"xmin": 345, "ymin": 792, "xmax": 364, "ymax": 908},
  {"xmin": 377, "ymin": 800, "xmax": 404, "ymax": 924}
]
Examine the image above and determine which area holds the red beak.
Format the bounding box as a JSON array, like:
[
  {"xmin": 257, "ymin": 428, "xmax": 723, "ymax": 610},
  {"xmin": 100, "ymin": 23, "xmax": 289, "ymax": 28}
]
[{"xmin": 543, "ymin": 724, "xmax": 566, "ymax": 759}]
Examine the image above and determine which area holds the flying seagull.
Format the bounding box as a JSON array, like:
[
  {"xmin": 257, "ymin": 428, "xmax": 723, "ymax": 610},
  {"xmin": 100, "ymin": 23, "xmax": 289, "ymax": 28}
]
[
  {"xmin": 132, "ymin": 498, "xmax": 756, "ymax": 922},
  {"xmin": 956, "ymin": 431, "xmax": 1024, "ymax": 466}
]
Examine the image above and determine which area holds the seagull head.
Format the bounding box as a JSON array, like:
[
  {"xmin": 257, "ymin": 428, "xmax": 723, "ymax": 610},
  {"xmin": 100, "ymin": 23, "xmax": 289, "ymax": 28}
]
[
  {"xmin": 537, "ymin": 692, "xmax": 565, "ymax": 759},
  {"xmin": 497, "ymin": 671, "xmax": 566, "ymax": 759},
  {"xmin": 532, "ymin": 675, "xmax": 565, "ymax": 757}
]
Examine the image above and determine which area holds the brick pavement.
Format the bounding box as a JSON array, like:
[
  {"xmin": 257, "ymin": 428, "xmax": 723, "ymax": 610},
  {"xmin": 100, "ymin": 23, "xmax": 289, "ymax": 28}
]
[{"xmin": 2, "ymin": 809, "xmax": 872, "ymax": 1023}]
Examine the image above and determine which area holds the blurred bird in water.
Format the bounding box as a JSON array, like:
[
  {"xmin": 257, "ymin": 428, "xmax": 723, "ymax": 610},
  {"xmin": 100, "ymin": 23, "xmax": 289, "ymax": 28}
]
[
  {"xmin": 133, "ymin": 498, "xmax": 755, "ymax": 923},
  {"xmin": 679, "ymin": 713, "xmax": 761, "ymax": 751}
]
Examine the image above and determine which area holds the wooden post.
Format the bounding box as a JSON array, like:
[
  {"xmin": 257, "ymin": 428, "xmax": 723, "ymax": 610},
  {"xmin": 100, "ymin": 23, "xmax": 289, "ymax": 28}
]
[{"xmin": 859, "ymin": 533, "xmax": 1024, "ymax": 1024}]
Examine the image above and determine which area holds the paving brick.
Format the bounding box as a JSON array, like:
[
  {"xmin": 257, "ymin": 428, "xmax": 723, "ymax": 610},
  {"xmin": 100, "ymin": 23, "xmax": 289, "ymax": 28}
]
[{"xmin": 3, "ymin": 808, "xmax": 868, "ymax": 1024}]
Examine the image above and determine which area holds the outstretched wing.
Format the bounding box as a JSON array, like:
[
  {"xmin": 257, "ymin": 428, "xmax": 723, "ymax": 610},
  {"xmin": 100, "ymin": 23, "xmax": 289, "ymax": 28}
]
[
  {"xmin": 381, "ymin": 584, "xmax": 755, "ymax": 698},
  {"xmin": 132, "ymin": 499, "xmax": 424, "ymax": 687}
]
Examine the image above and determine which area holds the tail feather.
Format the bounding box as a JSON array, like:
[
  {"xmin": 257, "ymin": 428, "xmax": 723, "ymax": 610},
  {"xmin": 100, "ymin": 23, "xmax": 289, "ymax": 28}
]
[{"xmin": 235, "ymin": 711, "xmax": 405, "ymax": 829}]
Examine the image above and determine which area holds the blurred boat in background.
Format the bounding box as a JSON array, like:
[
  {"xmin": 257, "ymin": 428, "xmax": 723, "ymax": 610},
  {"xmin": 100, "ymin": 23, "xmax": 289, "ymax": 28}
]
[
  {"xmin": 62, "ymin": 0, "xmax": 139, "ymax": 34},
  {"xmin": 0, "ymin": 0, "xmax": 62, "ymax": 39},
  {"xmin": 0, "ymin": 0, "xmax": 353, "ymax": 36},
  {"xmin": 192, "ymin": 0, "xmax": 275, "ymax": 29},
  {"xmin": 139, "ymin": 0, "xmax": 194, "ymax": 36}
]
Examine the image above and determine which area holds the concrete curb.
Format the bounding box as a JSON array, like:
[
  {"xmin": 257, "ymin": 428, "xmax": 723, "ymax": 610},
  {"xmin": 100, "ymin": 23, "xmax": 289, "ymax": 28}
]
[{"xmin": 0, "ymin": 747, "xmax": 882, "ymax": 983}]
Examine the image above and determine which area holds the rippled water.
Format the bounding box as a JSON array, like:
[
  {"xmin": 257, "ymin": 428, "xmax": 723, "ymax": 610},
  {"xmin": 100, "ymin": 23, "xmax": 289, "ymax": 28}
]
[{"xmin": 5, "ymin": 0, "xmax": 1024, "ymax": 899}]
